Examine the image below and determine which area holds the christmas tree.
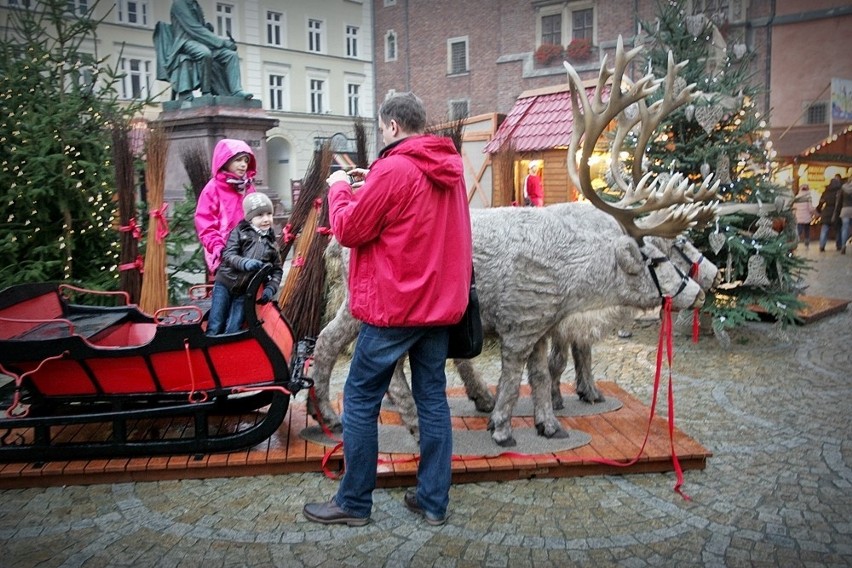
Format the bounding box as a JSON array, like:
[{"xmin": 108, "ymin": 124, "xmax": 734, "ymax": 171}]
[
  {"xmin": 0, "ymin": 0, "xmax": 152, "ymax": 290},
  {"xmin": 635, "ymin": 0, "xmax": 806, "ymax": 338}
]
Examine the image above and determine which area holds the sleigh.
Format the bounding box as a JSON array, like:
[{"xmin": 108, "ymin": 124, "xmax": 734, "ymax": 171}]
[{"xmin": 0, "ymin": 267, "xmax": 314, "ymax": 463}]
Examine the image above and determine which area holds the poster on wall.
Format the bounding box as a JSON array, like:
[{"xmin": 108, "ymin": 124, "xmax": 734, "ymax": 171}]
[{"xmin": 831, "ymin": 78, "xmax": 852, "ymax": 122}]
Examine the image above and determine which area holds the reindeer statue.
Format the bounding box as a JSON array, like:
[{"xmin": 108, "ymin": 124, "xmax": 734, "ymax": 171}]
[{"xmin": 308, "ymin": 37, "xmax": 720, "ymax": 447}]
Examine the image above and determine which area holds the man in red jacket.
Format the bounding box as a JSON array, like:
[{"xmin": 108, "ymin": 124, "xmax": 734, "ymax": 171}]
[{"xmin": 304, "ymin": 92, "xmax": 472, "ymax": 527}]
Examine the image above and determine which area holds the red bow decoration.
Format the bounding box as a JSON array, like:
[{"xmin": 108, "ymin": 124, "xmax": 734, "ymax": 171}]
[
  {"xmin": 291, "ymin": 255, "xmax": 305, "ymax": 268},
  {"xmin": 119, "ymin": 255, "xmax": 145, "ymax": 274},
  {"xmin": 316, "ymin": 226, "xmax": 333, "ymax": 236},
  {"xmin": 282, "ymin": 223, "xmax": 296, "ymax": 244},
  {"xmin": 149, "ymin": 203, "xmax": 170, "ymax": 244},
  {"xmin": 118, "ymin": 218, "xmax": 142, "ymax": 240}
]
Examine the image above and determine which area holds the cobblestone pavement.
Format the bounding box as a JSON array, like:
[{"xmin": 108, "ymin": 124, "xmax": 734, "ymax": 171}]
[{"xmin": 1, "ymin": 248, "xmax": 850, "ymax": 567}]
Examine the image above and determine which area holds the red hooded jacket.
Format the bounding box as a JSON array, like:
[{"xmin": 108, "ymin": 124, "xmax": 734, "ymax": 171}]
[
  {"xmin": 328, "ymin": 135, "xmax": 472, "ymax": 327},
  {"xmin": 194, "ymin": 139, "xmax": 257, "ymax": 273}
]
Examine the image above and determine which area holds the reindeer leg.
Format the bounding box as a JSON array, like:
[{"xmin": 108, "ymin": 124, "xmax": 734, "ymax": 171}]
[
  {"xmin": 487, "ymin": 344, "xmax": 526, "ymax": 447},
  {"xmin": 453, "ymin": 358, "xmax": 494, "ymax": 412},
  {"xmin": 572, "ymin": 342, "xmax": 605, "ymax": 403},
  {"xmin": 547, "ymin": 331, "xmax": 569, "ymax": 410},
  {"xmin": 386, "ymin": 356, "xmax": 419, "ymax": 441},
  {"xmin": 529, "ymin": 336, "xmax": 569, "ymax": 439},
  {"xmin": 307, "ymin": 302, "xmax": 361, "ymax": 432}
]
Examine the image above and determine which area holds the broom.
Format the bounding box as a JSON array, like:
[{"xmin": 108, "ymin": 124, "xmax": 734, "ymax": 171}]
[
  {"xmin": 281, "ymin": 199, "xmax": 331, "ymax": 339},
  {"xmin": 493, "ymin": 139, "xmax": 518, "ymax": 206},
  {"xmin": 112, "ymin": 121, "xmax": 142, "ymax": 304},
  {"xmin": 139, "ymin": 125, "xmax": 170, "ymax": 314},
  {"xmin": 277, "ymin": 144, "xmax": 333, "ymax": 312}
]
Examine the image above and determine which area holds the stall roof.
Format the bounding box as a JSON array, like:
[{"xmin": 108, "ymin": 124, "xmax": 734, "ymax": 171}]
[
  {"xmin": 770, "ymin": 124, "xmax": 852, "ymax": 162},
  {"xmin": 484, "ymin": 82, "xmax": 609, "ymax": 154}
]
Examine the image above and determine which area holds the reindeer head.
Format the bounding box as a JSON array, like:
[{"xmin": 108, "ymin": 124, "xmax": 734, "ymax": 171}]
[{"xmin": 564, "ymin": 36, "xmax": 719, "ymax": 243}]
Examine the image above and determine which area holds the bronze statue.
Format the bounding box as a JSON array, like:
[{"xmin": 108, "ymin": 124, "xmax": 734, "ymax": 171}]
[{"xmin": 154, "ymin": 0, "xmax": 252, "ymax": 101}]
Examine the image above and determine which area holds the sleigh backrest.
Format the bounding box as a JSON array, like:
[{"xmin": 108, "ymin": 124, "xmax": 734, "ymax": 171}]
[{"xmin": 0, "ymin": 283, "xmax": 64, "ymax": 340}]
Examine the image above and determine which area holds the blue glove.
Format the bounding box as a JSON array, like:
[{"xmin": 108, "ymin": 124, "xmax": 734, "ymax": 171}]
[
  {"xmin": 258, "ymin": 287, "xmax": 275, "ymax": 304},
  {"xmin": 241, "ymin": 258, "xmax": 263, "ymax": 272}
]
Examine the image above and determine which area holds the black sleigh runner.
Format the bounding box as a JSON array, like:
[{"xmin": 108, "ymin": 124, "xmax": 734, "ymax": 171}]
[{"xmin": 0, "ymin": 266, "xmax": 314, "ymax": 463}]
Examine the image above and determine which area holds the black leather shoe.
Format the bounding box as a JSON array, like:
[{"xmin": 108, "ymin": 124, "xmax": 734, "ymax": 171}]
[
  {"xmin": 303, "ymin": 499, "xmax": 369, "ymax": 526},
  {"xmin": 404, "ymin": 490, "xmax": 447, "ymax": 526}
]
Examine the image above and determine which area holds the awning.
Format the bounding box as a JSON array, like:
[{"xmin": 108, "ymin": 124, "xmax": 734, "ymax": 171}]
[
  {"xmin": 770, "ymin": 124, "xmax": 852, "ymax": 163},
  {"xmin": 483, "ymin": 83, "xmax": 609, "ymax": 154}
]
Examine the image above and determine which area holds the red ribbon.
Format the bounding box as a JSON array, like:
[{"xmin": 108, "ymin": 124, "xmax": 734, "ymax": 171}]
[
  {"xmin": 316, "ymin": 226, "xmax": 333, "ymax": 236},
  {"xmin": 119, "ymin": 255, "xmax": 144, "ymax": 274},
  {"xmin": 291, "ymin": 255, "xmax": 305, "ymax": 268},
  {"xmin": 313, "ymin": 198, "xmax": 324, "ymax": 210},
  {"xmin": 692, "ymin": 308, "xmax": 700, "ymax": 343},
  {"xmin": 282, "ymin": 223, "xmax": 296, "ymax": 244},
  {"xmin": 149, "ymin": 203, "xmax": 170, "ymax": 244},
  {"xmin": 118, "ymin": 218, "xmax": 142, "ymax": 240},
  {"xmin": 315, "ymin": 298, "xmax": 690, "ymax": 498}
]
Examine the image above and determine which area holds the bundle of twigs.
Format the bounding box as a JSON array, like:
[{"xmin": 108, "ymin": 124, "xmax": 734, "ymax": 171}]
[
  {"xmin": 112, "ymin": 121, "xmax": 142, "ymax": 304},
  {"xmin": 282, "ymin": 199, "xmax": 331, "ymax": 339},
  {"xmin": 278, "ymin": 142, "xmax": 332, "ymax": 259},
  {"xmin": 428, "ymin": 116, "xmax": 466, "ymax": 153},
  {"xmin": 493, "ymin": 139, "xmax": 519, "ymax": 206},
  {"xmin": 180, "ymin": 144, "xmax": 210, "ymax": 202},
  {"xmin": 353, "ymin": 117, "xmax": 369, "ymax": 168},
  {"xmin": 139, "ymin": 125, "xmax": 170, "ymax": 314}
]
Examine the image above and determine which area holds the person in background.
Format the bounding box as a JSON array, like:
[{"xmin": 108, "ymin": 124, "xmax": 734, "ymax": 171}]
[
  {"xmin": 195, "ymin": 139, "xmax": 256, "ymax": 277},
  {"xmin": 523, "ymin": 161, "xmax": 544, "ymax": 207},
  {"xmin": 838, "ymin": 178, "xmax": 852, "ymax": 255},
  {"xmin": 817, "ymin": 174, "xmax": 843, "ymax": 252},
  {"xmin": 206, "ymin": 192, "xmax": 282, "ymax": 335},
  {"xmin": 302, "ymin": 92, "xmax": 472, "ymax": 527},
  {"xmin": 791, "ymin": 184, "xmax": 815, "ymax": 248}
]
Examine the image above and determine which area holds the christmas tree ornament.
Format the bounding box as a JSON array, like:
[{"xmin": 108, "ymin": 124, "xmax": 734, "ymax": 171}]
[
  {"xmin": 686, "ymin": 14, "xmax": 705, "ymax": 37},
  {"xmin": 743, "ymin": 253, "xmax": 770, "ymax": 287},
  {"xmin": 695, "ymin": 104, "xmax": 724, "ymax": 134},
  {"xmin": 700, "ymin": 162, "xmax": 711, "ymax": 178},
  {"xmin": 753, "ymin": 215, "xmax": 779, "ymax": 239},
  {"xmin": 716, "ymin": 153, "xmax": 731, "ymax": 183},
  {"xmin": 733, "ymin": 43, "xmax": 747, "ymax": 60},
  {"xmin": 725, "ymin": 252, "xmax": 733, "ymax": 283},
  {"xmin": 684, "ymin": 104, "xmax": 695, "ymax": 122},
  {"xmin": 709, "ymin": 231, "xmax": 726, "ymax": 254}
]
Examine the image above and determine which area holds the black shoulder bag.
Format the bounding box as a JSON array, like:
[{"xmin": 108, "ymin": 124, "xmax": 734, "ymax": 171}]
[{"xmin": 446, "ymin": 269, "xmax": 483, "ymax": 359}]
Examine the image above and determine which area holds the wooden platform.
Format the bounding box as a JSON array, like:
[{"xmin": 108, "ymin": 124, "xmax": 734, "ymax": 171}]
[
  {"xmin": 751, "ymin": 294, "xmax": 850, "ymax": 324},
  {"xmin": 0, "ymin": 382, "xmax": 711, "ymax": 489}
]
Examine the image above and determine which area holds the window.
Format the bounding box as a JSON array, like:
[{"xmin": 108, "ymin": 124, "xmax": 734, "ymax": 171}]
[
  {"xmin": 117, "ymin": 1, "xmax": 148, "ymax": 26},
  {"xmin": 67, "ymin": 53, "xmax": 96, "ymax": 93},
  {"xmin": 690, "ymin": 0, "xmax": 747, "ymax": 23},
  {"xmin": 572, "ymin": 8, "xmax": 593, "ymax": 41},
  {"xmin": 216, "ymin": 3, "xmax": 234, "ymax": 38},
  {"xmin": 806, "ymin": 102, "xmax": 827, "ymax": 125},
  {"xmin": 541, "ymin": 14, "xmax": 561, "ymax": 46},
  {"xmin": 384, "ymin": 0, "xmax": 396, "ymax": 5},
  {"xmin": 266, "ymin": 11, "xmax": 283, "ymax": 46},
  {"xmin": 449, "ymin": 99, "xmax": 469, "ymax": 121},
  {"xmin": 385, "ymin": 31, "xmax": 397, "ymax": 61},
  {"xmin": 309, "ymin": 78, "xmax": 326, "ymax": 114},
  {"xmin": 119, "ymin": 57, "xmax": 151, "ymax": 99},
  {"xmin": 448, "ymin": 37, "xmax": 468, "ymax": 75},
  {"xmin": 347, "ymin": 83, "xmax": 361, "ymax": 117},
  {"xmin": 268, "ymin": 73, "xmax": 288, "ymax": 111},
  {"xmin": 66, "ymin": 0, "xmax": 88, "ymax": 15},
  {"xmin": 308, "ymin": 19, "xmax": 323, "ymax": 53},
  {"xmin": 346, "ymin": 25, "xmax": 359, "ymax": 58},
  {"xmin": 6, "ymin": 0, "xmax": 35, "ymax": 7}
]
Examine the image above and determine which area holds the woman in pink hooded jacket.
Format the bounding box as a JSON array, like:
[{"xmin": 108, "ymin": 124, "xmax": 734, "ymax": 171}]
[{"xmin": 194, "ymin": 139, "xmax": 257, "ymax": 274}]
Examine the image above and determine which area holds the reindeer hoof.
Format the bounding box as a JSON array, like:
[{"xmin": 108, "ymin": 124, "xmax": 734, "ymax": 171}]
[
  {"xmin": 536, "ymin": 423, "xmax": 570, "ymax": 439},
  {"xmin": 578, "ymin": 392, "xmax": 606, "ymax": 404},
  {"xmin": 494, "ymin": 436, "xmax": 517, "ymax": 448},
  {"xmin": 552, "ymin": 396, "xmax": 565, "ymax": 410},
  {"xmin": 473, "ymin": 396, "xmax": 495, "ymax": 413}
]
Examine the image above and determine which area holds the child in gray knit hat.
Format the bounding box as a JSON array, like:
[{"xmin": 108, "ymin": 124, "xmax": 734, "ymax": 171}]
[{"xmin": 206, "ymin": 192, "xmax": 283, "ymax": 335}]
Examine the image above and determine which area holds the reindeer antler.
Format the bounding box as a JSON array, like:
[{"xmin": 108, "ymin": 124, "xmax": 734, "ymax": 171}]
[{"xmin": 565, "ymin": 36, "xmax": 719, "ymax": 241}]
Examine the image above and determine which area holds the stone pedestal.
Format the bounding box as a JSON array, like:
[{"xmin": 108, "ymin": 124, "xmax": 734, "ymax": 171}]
[{"xmin": 156, "ymin": 96, "xmax": 279, "ymax": 203}]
